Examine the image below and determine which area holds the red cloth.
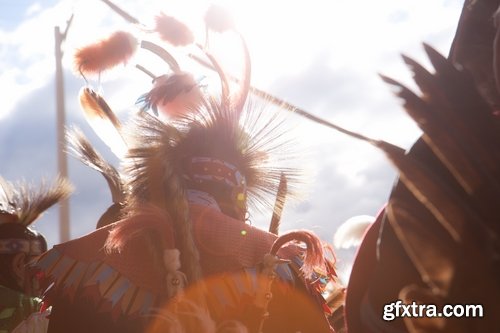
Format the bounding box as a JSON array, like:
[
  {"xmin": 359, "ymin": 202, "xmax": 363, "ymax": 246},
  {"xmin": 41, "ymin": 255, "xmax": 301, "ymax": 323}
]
[
  {"xmin": 191, "ymin": 204, "xmax": 300, "ymax": 275},
  {"xmin": 52, "ymin": 212, "xmax": 174, "ymax": 293}
]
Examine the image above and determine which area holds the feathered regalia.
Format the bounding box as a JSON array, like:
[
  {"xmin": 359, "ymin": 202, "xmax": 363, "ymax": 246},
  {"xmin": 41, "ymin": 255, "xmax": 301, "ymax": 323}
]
[{"xmin": 35, "ymin": 4, "xmax": 341, "ymax": 333}]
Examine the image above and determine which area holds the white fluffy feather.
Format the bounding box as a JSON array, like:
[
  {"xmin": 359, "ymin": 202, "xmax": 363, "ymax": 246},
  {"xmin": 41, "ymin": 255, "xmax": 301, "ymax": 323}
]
[{"xmin": 333, "ymin": 215, "xmax": 375, "ymax": 249}]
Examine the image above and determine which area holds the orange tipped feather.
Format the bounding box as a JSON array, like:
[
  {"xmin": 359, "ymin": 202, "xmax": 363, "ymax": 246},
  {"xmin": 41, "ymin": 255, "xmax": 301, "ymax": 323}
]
[
  {"xmin": 74, "ymin": 31, "xmax": 138, "ymax": 76},
  {"xmin": 271, "ymin": 230, "xmax": 335, "ymax": 280},
  {"xmin": 154, "ymin": 13, "xmax": 194, "ymax": 46},
  {"xmin": 78, "ymin": 87, "xmax": 128, "ymax": 157}
]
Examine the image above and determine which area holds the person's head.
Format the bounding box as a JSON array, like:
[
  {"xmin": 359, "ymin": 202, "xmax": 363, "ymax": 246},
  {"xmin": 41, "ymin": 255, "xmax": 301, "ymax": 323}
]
[
  {"xmin": 182, "ymin": 156, "xmax": 247, "ymax": 221},
  {"xmin": 0, "ymin": 222, "xmax": 47, "ymax": 295}
]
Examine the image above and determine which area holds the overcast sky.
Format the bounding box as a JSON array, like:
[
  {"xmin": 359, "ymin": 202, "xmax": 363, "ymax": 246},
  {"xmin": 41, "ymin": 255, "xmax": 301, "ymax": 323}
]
[{"xmin": 0, "ymin": 0, "xmax": 464, "ymax": 281}]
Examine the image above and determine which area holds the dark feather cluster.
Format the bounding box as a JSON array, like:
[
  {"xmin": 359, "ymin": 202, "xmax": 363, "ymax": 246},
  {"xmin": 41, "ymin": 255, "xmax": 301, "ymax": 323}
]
[
  {"xmin": 378, "ymin": 44, "xmax": 500, "ymax": 332},
  {"xmin": 136, "ymin": 73, "xmax": 199, "ymax": 116}
]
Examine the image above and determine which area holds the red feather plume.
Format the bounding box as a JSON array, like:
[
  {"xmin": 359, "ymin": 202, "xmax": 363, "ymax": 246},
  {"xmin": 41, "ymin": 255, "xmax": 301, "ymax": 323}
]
[
  {"xmin": 205, "ymin": 4, "xmax": 234, "ymax": 33},
  {"xmin": 154, "ymin": 13, "xmax": 194, "ymax": 46},
  {"xmin": 271, "ymin": 230, "xmax": 335, "ymax": 280},
  {"xmin": 74, "ymin": 31, "xmax": 138, "ymax": 76}
]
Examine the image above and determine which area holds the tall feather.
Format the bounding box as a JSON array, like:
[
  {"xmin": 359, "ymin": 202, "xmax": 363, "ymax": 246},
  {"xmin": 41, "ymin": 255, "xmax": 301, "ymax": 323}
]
[
  {"xmin": 66, "ymin": 127, "xmax": 124, "ymax": 204},
  {"xmin": 268, "ymin": 172, "xmax": 287, "ymax": 235},
  {"xmin": 199, "ymin": 47, "xmax": 231, "ymax": 109},
  {"xmin": 202, "ymin": 5, "xmax": 249, "ymax": 115},
  {"xmin": 232, "ymin": 33, "xmax": 251, "ymax": 117}
]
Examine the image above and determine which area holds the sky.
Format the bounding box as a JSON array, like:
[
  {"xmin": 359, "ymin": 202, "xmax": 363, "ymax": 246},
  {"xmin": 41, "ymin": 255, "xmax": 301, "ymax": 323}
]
[{"xmin": 0, "ymin": 0, "xmax": 464, "ymax": 282}]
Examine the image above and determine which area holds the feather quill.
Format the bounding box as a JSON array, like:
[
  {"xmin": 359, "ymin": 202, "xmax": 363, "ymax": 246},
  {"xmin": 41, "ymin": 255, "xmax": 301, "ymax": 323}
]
[{"xmin": 232, "ymin": 33, "xmax": 251, "ymax": 116}]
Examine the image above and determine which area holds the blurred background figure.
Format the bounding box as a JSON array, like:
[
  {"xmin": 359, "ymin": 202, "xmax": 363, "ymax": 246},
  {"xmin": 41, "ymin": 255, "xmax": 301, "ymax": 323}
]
[{"xmin": 0, "ymin": 177, "xmax": 71, "ymax": 332}]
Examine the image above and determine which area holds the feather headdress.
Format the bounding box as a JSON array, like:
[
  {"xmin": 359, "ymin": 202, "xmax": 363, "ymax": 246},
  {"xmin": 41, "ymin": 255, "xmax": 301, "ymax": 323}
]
[
  {"xmin": 72, "ymin": 4, "xmax": 302, "ymax": 286},
  {"xmin": 0, "ymin": 176, "xmax": 73, "ymax": 227}
]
